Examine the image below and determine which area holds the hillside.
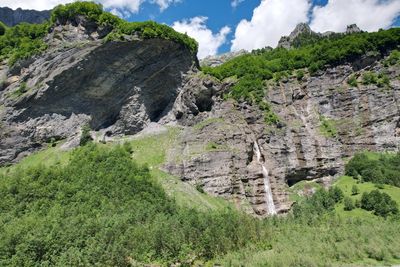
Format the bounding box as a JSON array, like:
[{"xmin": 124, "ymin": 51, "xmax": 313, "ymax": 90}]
[{"xmin": 0, "ymin": 1, "xmax": 399, "ymax": 266}]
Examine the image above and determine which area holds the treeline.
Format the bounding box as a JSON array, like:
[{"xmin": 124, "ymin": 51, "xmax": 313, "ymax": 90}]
[{"xmin": 0, "ymin": 1, "xmax": 198, "ymax": 66}]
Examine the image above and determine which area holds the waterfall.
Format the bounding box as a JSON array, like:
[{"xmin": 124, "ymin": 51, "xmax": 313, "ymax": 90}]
[{"xmin": 253, "ymin": 141, "xmax": 277, "ymax": 215}]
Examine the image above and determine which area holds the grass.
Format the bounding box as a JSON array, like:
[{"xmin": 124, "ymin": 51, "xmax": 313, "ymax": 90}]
[
  {"xmin": 122, "ymin": 127, "xmax": 231, "ymax": 211},
  {"xmin": 287, "ymin": 180, "xmax": 323, "ymax": 202},
  {"xmin": 319, "ymin": 115, "xmax": 338, "ymax": 138},
  {"xmin": 193, "ymin": 117, "xmax": 225, "ymax": 131},
  {"xmin": 0, "ymin": 143, "xmax": 70, "ymax": 176},
  {"xmin": 334, "ymin": 175, "xmax": 400, "ymax": 217}
]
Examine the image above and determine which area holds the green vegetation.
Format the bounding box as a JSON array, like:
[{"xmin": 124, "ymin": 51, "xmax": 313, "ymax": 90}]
[
  {"xmin": 347, "ymin": 74, "xmax": 358, "ymax": 87},
  {"xmin": 384, "ymin": 49, "xmax": 400, "ymax": 66},
  {"xmin": 361, "ymin": 71, "xmax": 390, "ymax": 88},
  {"xmin": 343, "ymin": 196, "xmax": 355, "ymax": 211},
  {"xmin": 0, "ymin": 144, "xmax": 263, "ymax": 266},
  {"xmin": 0, "ymin": 22, "xmax": 48, "ymax": 66},
  {"xmin": 51, "ymin": 1, "xmax": 198, "ymax": 53},
  {"xmin": 0, "ymin": 1, "xmax": 198, "ymax": 66},
  {"xmin": 319, "ymin": 115, "xmax": 338, "ymax": 138},
  {"xmin": 13, "ymin": 82, "xmax": 28, "ymax": 96},
  {"xmin": 296, "ymin": 69, "xmax": 304, "ymax": 81},
  {"xmin": 345, "ymin": 152, "xmax": 400, "ymax": 187},
  {"xmin": 352, "ymin": 184, "xmax": 360, "ymax": 195},
  {"xmin": 361, "ymin": 190, "xmax": 398, "ymax": 217},
  {"xmin": 0, "ymin": 21, "xmax": 6, "ymax": 36},
  {"xmin": 79, "ymin": 124, "xmax": 92, "ymax": 146}
]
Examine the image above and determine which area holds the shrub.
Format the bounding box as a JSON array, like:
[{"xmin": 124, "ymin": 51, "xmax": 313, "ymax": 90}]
[
  {"xmin": 195, "ymin": 183, "xmax": 205, "ymax": 193},
  {"xmin": 296, "ymin": 70, "xmax": 305, "ymax": 81},
  {"xmin": 344, "ymin": 196, "xmax": 355, "ymax": 211},
  {"xmin": 347, "ymin": 74, "xmax": 358, "ymax": 87},
  {"xmin": 351, "ymin": 185, "xmax": 360, "ymax": 195},
  {"xmin": 79, "ymin": 124, "xmax": 92, "ymax": 146},
  {"xmin": 384, "ymin": 49, "xmax": 400, "ymax": 66},
  {"xmin": 362, "ymin": 71, "xmax": 378, "ymax": 85}
]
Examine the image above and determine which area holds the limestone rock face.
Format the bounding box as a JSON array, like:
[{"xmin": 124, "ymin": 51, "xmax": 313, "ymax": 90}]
[
  {"xmin": 0, "ymin": 7, "xmax": 50, "ymax": 26},
  {"xmin": 0, "ymin": 21, "xmax": 196, "ymax": 165},
  {"xmin": 165, "ymin": 61, "xmax": 400, "ymax": 216}
]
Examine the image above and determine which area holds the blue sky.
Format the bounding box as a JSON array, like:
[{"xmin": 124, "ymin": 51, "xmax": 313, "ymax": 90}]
[
  {"xmin": 117, "ymin": 0, "xmax": 400, "ymax": 57},
  {"xmin": 2, "ymin": 0, "xmax": 400, "ymax": 58}
]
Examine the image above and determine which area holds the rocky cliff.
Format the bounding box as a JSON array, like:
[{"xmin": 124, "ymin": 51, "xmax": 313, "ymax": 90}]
[
  {"xmin": 0, "ymin": 16, "xmax": 196, "ymax": 164},
  {"xmin": 0, "ymin": 16, "xmax": 399, "ymax": 217},
  {"xmin": 164, "ymin": 61, "xmax": 399, "ymax": 216},
  {"xmin": 0, "ymin": 7, "xmax": 50, "ymax": 26}
]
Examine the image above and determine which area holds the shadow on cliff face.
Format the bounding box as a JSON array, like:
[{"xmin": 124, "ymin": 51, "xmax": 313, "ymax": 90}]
[{"xmin": 13, "ymin": 39, "xmax": 195, "ymax": 133}]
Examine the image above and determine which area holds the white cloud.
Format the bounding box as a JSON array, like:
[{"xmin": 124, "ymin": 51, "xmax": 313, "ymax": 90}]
[
  {"xmin": 310, "ymin": 0, "xmax": 400, "ymax": 32},
  {"xmin": 231, "ymin": 0, "xmax": 310, "ymax": 51},
  {"xmin": 151, "ymin": 0, "xmax": 182, "ymax": 11},
  {"xmin": 172, "ymin": 16, "xmax": 231, "ymax": 59},
  {"xmin": 0, "ymin": 0, "xmax": 180, "ymax": 14},
  {"xmin": 231, "ymin": 0, "xmax": 245, "ymax": 8}
]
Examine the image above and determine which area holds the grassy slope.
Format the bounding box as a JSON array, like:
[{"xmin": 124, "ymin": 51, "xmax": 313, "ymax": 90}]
[
  {"xmin": 334, "ymin": 175, "xmax": 400, "ymax": 218},
  {"xmin": 0, "ymin": 127, "xmax": 230, "ymax": 212},
  {"xmin": 121, "ymin": 127, "xmax": 231, "ymax": 211}
]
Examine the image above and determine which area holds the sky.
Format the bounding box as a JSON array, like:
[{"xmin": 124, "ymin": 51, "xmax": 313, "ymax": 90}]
[{"xmin": 1, "ymin": 0, "xmax": 400, "ymax": 59}]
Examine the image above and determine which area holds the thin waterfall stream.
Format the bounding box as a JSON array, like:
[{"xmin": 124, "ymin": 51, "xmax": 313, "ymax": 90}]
[{"xmin": 253, "ymin": 141, "xmax": 277, "ymax": 215}]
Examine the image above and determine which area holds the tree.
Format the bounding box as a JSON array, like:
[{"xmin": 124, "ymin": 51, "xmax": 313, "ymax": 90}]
[
  {"xmin": 79, "ymin": 124, "xmax": 93, "ymax": 146},
  {"xmin": 351, "ymin": 185, "xmax": 359, "ymax": 195},
  {"xmin": 0, "ymin": 21, "xmax": 6, "ymax": 36},
  {"xmin": 344, "ymin": 197, "xmax": 355, "ymax": 211}
]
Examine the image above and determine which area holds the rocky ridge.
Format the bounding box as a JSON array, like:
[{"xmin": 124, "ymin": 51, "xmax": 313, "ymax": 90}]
[
  {"xmin": 278, "ymin": 23, "xmax": 362, "ymax": 49},
  {"xmin": 0, "ymin": 7, "xmax": 50, "ymax": 26}
]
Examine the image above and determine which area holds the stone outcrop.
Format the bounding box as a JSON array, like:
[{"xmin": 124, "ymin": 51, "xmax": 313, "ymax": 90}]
[
  {"xmin": 200, "ymin": 50, "xmax": 247, "ymax": 67},
  {"xmin": 0, "ymin": 7, "xmax": 50, "ymax": 26},
  {"xmin": 278, "ymin": 23, "xmax": 363, "ymax": 49}
]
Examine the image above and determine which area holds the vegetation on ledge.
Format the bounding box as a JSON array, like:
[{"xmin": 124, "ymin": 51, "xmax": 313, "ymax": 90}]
[{"xmin": 0, "ymin": 1, "xmax": 198, "ymax": 66}]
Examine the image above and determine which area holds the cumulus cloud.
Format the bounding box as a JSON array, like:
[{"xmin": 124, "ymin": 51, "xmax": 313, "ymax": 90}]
[
  {"xmin": 172, "ymin": 17, "xmax": 231, "ymax": 59},
  {"xmin": 231, "ymin": 0, "xmax": 245, "ymax": 8},
  {"xmin": 231, "ymin": 0, "xmax": 310, "ymax": 51},
  {"xmin": 310, "ymin": 0, "xmax": 400, "ymax": 32},
  {"xmin": 0, "ymin": 0, "xmax": 180, "ymax": 14}
]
